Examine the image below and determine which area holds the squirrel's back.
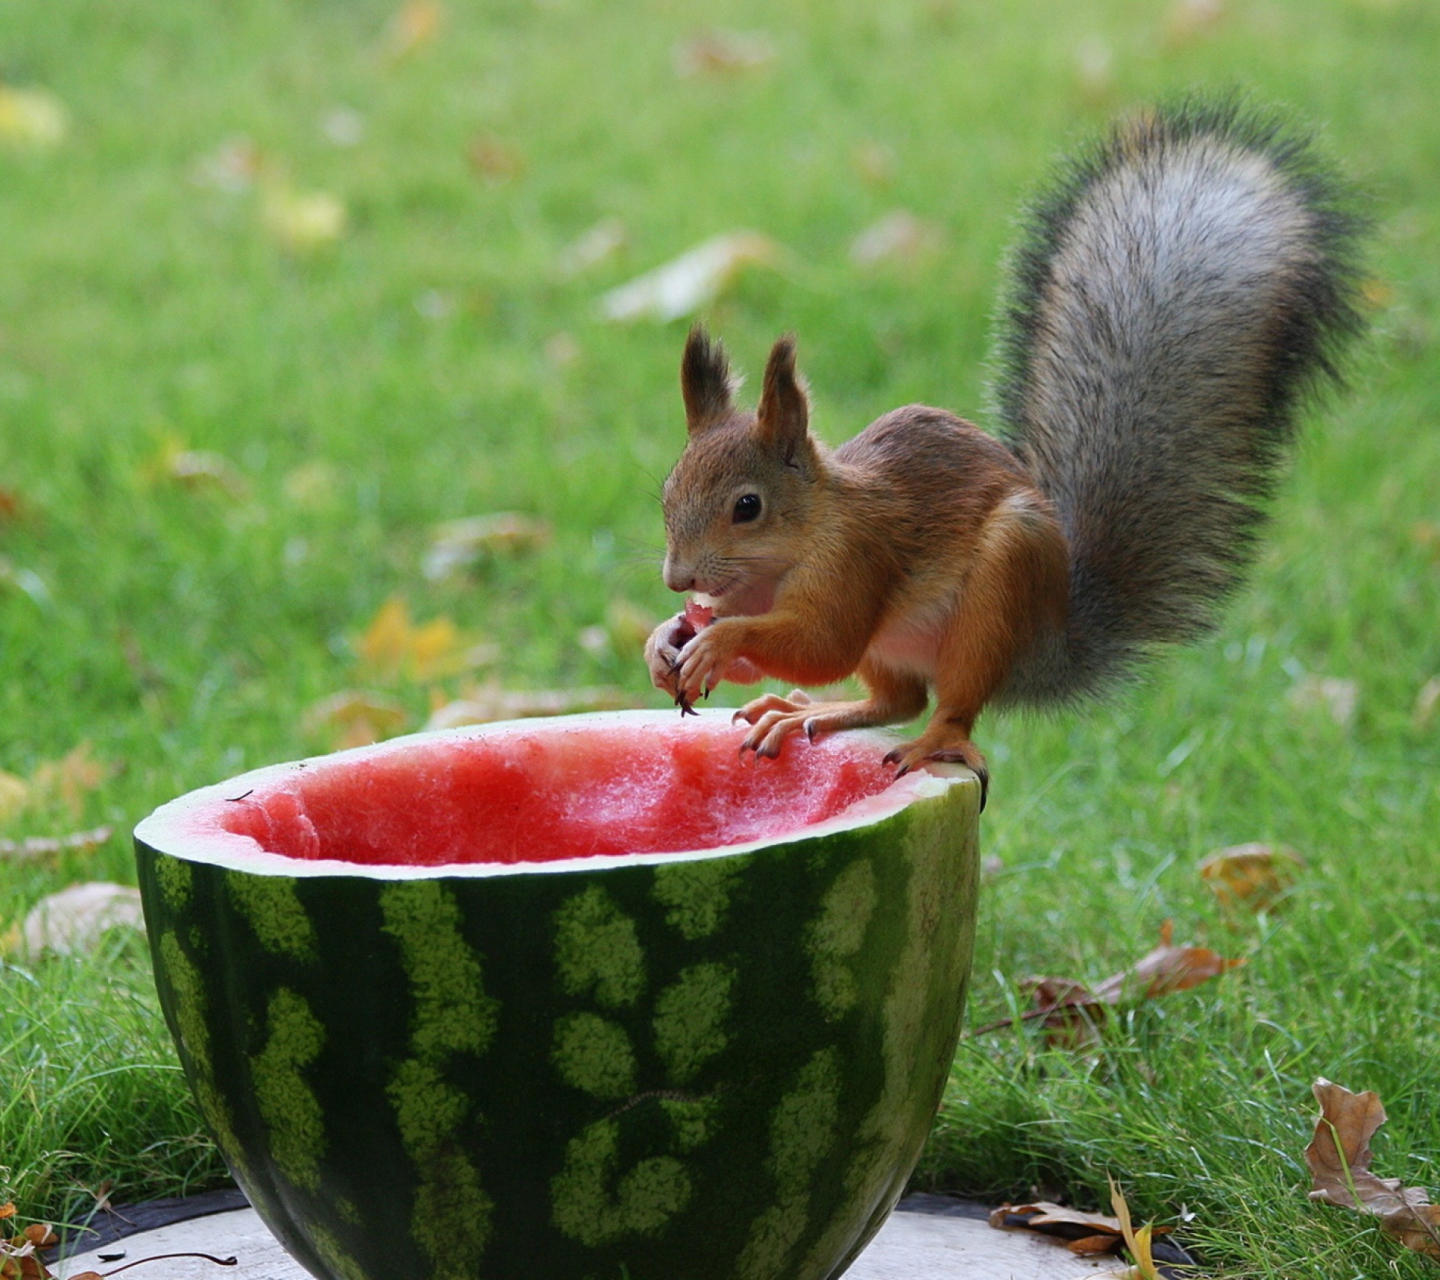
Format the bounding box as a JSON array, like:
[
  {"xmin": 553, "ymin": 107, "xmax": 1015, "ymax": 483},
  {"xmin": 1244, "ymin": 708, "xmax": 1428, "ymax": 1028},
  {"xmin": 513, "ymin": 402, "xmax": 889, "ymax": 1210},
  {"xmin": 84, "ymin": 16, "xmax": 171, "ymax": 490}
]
[{"xmin": 992, "ymin": 99, "xmax": 1366, "ymax": 706}]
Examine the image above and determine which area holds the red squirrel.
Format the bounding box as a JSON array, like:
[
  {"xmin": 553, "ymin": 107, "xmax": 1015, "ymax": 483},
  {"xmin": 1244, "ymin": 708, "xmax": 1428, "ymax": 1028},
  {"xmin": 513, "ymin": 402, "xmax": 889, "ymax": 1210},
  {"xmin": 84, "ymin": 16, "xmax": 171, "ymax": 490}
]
[{"xmin": 645, "ymin": 102, "xmax": 1365, "ymax": 806}]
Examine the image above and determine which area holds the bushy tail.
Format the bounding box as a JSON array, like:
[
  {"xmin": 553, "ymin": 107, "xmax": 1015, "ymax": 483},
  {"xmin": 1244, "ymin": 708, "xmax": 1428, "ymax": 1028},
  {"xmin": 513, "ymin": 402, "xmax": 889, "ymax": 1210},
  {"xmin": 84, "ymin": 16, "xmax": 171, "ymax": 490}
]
[{"xmin": 992, "ymin": 99, "xmax": 1367, "ymax": 705}]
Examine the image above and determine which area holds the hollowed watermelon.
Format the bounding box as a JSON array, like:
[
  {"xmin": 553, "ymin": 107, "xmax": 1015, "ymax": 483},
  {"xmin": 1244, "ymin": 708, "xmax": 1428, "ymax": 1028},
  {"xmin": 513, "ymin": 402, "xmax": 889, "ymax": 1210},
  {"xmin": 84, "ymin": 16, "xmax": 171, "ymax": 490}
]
[{"xmin": 134, "ymin": 709, "xmax": 980, "ymax": 1280}]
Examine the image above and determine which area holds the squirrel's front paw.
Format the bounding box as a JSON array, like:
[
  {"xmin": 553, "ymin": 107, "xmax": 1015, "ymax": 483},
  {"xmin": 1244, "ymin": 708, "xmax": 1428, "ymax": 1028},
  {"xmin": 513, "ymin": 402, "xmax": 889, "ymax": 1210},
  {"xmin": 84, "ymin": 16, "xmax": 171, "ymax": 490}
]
[
  {"xmin": 673, "ymin": 625, "xmax": 736, "ymax": 709},
  {"xmin": 644, "ymin": 614, "xmax": 687, "ymax": 697}
]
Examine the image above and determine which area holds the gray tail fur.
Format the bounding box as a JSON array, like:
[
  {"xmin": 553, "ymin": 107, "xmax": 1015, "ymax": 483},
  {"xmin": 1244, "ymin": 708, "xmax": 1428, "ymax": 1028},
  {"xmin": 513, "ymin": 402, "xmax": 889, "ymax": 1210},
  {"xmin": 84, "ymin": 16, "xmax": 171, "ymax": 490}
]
[{"xmin": 992, "ymin": 98, "xmax": 1367, "ymax": 706}]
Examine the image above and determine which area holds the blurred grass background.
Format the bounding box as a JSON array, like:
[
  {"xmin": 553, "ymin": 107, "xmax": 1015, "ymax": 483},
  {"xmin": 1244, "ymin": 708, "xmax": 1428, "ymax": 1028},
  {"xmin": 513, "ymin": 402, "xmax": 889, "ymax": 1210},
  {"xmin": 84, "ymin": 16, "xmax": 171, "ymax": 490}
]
[{"xmin": 2, "ymin": 0, "xmax": 1438, "ymax": 1274}]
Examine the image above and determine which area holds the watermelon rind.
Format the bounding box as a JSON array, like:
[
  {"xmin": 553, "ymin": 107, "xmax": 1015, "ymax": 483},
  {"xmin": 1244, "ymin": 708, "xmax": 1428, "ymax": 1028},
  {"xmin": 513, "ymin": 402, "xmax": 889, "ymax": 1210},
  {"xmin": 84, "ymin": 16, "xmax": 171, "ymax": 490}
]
[{"xmin": 135, "ymin": 710, "xmax": 981, "ymax": 1280}]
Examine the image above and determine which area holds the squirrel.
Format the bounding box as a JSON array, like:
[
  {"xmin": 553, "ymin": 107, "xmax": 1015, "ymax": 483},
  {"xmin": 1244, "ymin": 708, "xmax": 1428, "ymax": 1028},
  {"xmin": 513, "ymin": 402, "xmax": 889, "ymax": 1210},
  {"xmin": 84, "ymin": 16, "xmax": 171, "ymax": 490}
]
[{"xmin": 644, "ymin": 101, "xmax": 1365, "ymax": 808}]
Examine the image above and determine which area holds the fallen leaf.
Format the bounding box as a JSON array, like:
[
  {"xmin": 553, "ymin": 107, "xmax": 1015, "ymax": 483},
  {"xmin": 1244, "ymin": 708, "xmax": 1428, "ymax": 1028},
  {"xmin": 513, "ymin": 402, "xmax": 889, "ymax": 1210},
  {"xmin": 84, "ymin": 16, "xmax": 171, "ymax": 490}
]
[
  {"xmin": 557, "ymin": 218, "xmax": 628, "ymax": 277},
  {"xmin": 600, "ymin": 231, "xmax": 782, "ymax": 323},
  {"xmin": 31, "ymin": 743, "xmax": 111, "ymax": 819},
  {"xmin": 425, "ymin": 683, "xmax": 643, "ymax": 730},
  {"xmin": 320, "ymin": 107, "xmax": 364, "ymax": 147},
  {"xmin": 190, "ymin": 137, "xmax": 264, "ymax": 192},
  {"xmin": 421, "ymin": 513, "xmax": 552, "ymax": 581},
  {"xmin": 19, "ymin": 882, "xmax": 144, "ymax": 959},
  {"xmin": 1165, "ymin": 0, "xmax": 1224, "ymax": 43},
  {"xmin": 0, "ymin": 1208, "xmax": 11, "ymax": 1222},
  {"xmin": 0, "ymin": 772, "xmax": 28, "ymax": 825},
  {"xmin": 0, "ymin": 85, "xmax": 68, "ymax": 150},
  {"xmin": 850, "ymin": 142, "xmax": 895, "ymax": 187},
  {"xmin": 1199, "ymin": 842, "xmax": 1304, "ymax": 913},
  {"xmin": 1413, "ymin": 521, "xmax": 1440, "ymax": 560},
  {"xmin": 0, "ymin": 826, "xmax": 112, "ymax": 864},
  {"xmin": 849, "ymin": 210, "xmax": 942, "ymax": 268},
  {"xmin": 262, "ymin": 186, "xmax": 347, "ymax": 253},
  {"xmin": 468, "ymin": 135, "xmax": 525, "ymax": 183},
  {"xmin": 673, "ymin": 30, "xmax": 776, "ymax": 78},
  {"xmin": 0, "ymin": 488, "xmax": 30, "ymax": 524},
  {"xmin": 1074, "ymin": 35, "xmax": 1115, "ymax": 101},
  {"xmin": 1288, "ymin": 674, "xmax": 1359, "ymax": 729},
  {"xmin": 301, "ymin": 690, "xmax": 409, "ymax": 749},
  {"xmin": 355, "ymin": 597, "xmax": 498, "ymax": 680},
  {"xmin": 1306, "ymin": 1078, "xmax": 1440, "ymax": 1259},
  {"xmin": 989, "ymin": 1201, "xmax": 1128, "ymax": 1253},
  {"xmin": 146, "ymin": 440, "xmax": 249, "ymax": 500},
  {"xmin": 1413, "ymin": 677, "xmax": 1440, "ymax": 730},
  {"xmin": 382, "ymin": 0, "xmax": 442, "ymax": 60},
  {"xmin": 973, "ymin": 921, "xmax": 1243, "ymax": 1043},
  {"xmin": 283, "ymin": 459, "xmax": 341, "ymax": 508},
  {"xmin": 1108, "ymin": 1176, "xmax": 1162, "ymax": 1280}
]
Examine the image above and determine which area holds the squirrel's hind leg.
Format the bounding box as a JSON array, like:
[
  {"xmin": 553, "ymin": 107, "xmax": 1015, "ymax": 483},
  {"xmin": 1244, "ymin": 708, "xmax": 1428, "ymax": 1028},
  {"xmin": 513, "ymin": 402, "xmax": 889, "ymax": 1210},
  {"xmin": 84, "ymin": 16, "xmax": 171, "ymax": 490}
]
[
  {"xmin": 883, "ymin": 493, "xmax": 1069, "ymax": 808},
  {"xmin": 735, "ymin": 664, "xmax": 928, "ymax": 758}
]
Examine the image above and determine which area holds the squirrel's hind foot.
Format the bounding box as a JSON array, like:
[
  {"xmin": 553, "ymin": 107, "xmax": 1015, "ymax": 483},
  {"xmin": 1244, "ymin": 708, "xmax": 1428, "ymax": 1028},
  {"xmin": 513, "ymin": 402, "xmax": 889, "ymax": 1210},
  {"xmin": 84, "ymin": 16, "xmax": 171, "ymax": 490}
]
[{"xmin": 883, "ymin": 731, "xmax": 989, "ymax": 810}]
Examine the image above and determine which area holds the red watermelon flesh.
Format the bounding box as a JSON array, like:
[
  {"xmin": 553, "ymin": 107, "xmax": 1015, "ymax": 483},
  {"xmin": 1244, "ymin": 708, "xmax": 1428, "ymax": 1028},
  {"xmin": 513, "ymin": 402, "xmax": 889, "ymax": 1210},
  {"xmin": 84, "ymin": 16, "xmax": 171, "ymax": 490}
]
[{"xmin": 183, "ymin": 714, "xmax": 915, "ymax": 869}]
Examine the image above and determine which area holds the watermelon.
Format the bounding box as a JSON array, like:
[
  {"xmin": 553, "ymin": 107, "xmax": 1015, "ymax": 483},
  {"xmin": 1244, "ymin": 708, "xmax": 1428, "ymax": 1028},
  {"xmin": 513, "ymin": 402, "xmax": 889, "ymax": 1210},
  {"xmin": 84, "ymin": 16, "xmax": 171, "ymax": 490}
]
[{"xmin": 134, "ymin": 709, "xmax": 980, "ymax": 1280}]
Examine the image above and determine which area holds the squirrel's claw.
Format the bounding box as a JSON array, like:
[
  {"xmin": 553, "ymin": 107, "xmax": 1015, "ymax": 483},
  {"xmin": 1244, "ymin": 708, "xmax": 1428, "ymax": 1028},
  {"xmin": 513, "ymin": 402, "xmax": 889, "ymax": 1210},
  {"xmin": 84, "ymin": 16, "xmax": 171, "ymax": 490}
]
[{"xmin": 883, "ymin": 739, "xmax": 990, "ymax": 812}]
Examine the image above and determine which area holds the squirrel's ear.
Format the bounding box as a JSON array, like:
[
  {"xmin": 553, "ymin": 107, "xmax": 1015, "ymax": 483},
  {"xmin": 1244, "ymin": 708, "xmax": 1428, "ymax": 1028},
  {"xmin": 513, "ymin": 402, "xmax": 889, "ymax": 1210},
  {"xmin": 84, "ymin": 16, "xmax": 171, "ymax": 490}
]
[
  {"xmin": 754, "ymin": 335, "xmax": 809, "ymax": 457},
  {"xmin": 681, "ymin": 326, "xmax": 736, "ymax": 436}
]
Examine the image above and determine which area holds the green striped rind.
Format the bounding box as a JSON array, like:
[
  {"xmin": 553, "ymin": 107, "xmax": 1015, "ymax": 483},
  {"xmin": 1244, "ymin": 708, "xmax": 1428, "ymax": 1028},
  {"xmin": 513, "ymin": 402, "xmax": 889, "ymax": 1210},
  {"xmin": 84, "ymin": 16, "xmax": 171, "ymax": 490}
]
[{"xmin": 136, "ymin": 762, "xmax": 979, "ymax": 1280}]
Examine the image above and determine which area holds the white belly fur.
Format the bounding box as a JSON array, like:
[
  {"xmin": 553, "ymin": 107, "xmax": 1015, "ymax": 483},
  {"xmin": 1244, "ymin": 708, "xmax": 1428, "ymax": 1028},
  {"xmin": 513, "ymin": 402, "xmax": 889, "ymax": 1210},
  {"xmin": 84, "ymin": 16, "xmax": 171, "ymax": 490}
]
[{"xmin": 866, "ymin": 592, "xmax": 955, "ymax": 679}]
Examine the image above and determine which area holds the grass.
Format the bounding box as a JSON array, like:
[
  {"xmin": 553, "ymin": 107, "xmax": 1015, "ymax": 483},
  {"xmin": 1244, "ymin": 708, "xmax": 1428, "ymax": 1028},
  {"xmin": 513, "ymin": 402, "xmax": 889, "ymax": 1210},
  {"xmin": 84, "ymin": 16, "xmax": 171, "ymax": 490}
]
[{"xmin": 1, "ymin": 0, "xmax": 1437, "ymax": 1273}]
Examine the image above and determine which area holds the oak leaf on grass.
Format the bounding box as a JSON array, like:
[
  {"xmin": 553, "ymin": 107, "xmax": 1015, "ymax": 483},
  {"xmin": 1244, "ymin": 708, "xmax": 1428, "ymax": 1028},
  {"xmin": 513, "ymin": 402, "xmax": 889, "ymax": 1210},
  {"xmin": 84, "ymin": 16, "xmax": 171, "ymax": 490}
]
[
  {"xmin": 1199, "ymin": 842, "xmax": 1303, "ymax": 914},
  {"xmin": 1306, "ymin": 1078, "xmax": 1440, "ymax": 1260},
  {"xmin": 973, "ymin": 921, "xmax": 1243, "ymax": 1045}
]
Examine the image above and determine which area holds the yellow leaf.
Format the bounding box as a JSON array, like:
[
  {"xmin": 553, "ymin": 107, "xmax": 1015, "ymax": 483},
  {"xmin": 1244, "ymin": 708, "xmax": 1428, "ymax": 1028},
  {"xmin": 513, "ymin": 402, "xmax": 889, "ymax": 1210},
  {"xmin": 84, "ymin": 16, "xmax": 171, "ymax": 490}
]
[
  {"xmin": 0, "ymin": 772, "xmax": 29, "ymax": 826},
  {"xmin": 673, "ymin": 30, "xmax": 776, "ymax": 78},
  {"xmin": 355, "ymin": 597, "xmax": 497, "ymax": 680},
  {"xmin": 382, "ymin": 0, "xmax": 442, "ymax": 60},
  {"xmin": 262, "ymin": 186, "xmax": 347, "ymax": 253},
  {"xmin": 302, "ymin": 690, "xmax": 409, "ymax": 749},
  {"xmin": 0, "ymin": 85, "xmax": 68, "ymax": 149},
  {"xmin": 422, "ymin": 512, "xmax": 552, "ymax": 580},
  {"xmin": 1199, "ymin": 842, "xmax": 1304, "ymax": 914},
  {"xmin": 31, "ymin": 743, "xmax": 111, "ymax": 819}
]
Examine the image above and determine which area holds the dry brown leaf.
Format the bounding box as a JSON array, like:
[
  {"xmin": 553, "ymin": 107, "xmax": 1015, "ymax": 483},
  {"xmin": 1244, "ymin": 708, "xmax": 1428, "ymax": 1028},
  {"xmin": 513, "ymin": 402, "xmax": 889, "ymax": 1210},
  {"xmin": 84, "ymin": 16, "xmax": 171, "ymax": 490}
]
[
  {"xmin": 0, "ymin": 826, "xmax": 112, "ymax": 863},
  {"xmin": 1306, "ymin": 1078, "xmax": 1440, "ymax": 1259},
  {"xmin": 989, "ymin": 1200, "xmax": 1127, "ymax": 1251},
  {"xmin": 422, "ymin": 513, "xmax": 551, "ymax": 581},
  {"xmin": 1414, "ymin": 677, "xmax": 1440, "ymax": 730},
  {"xmin": 302, "ymin": 690, "xmax": 409, "ymax": 749},
  {"xmin": 0, "ymin": 1208, "xmax": 12, "ymax": 1221},
  {"xmin": 0, "ymin": 85, "xmax": 68, "ymax": 150},
  {"xmin": 849, "ymin": 211, "xmax": 942, "ymax": 268},
  {"xmin": 975, "ymin": 921, "xmax": 1243, "ymax": 1044},
  {"xmin": 425, "ymin": 683, "xmax": 643, "ymax": 730},
  {"xmin": 468, "ymin": 135, "xmax": 525, "ymax": 183},
  {"xmin": 600, "ymin": 232, "xmax": 782, "ymax": 323},
  {"xmin": 673, "ymin": 30, "xmax": 776, "ymax": 78},
  {"xmin": 382, "ymin": 0, "xmax": 442, "ymax": 60},
  {"xmin": 0, "ymin": 488, "xmax": 30, "ymax": 524},
  {"xmin": 1199, "ymin": 842, "xmax": 1304, "ymax": 913},
  {"xmin": 1413, "ymin": 522, "xmax": 1440, "ymax": 561},
  {"xmin": 19, "ymin": 882, "xmax": 144, "ymax": 959}
]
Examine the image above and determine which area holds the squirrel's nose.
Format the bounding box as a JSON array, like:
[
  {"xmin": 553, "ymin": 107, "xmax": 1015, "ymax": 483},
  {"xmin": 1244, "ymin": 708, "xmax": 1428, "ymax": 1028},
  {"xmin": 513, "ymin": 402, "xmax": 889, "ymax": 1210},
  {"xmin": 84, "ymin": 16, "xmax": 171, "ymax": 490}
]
[{"xmin": 663, "ymin": 558, "xmax": 695, "ymax": 593}]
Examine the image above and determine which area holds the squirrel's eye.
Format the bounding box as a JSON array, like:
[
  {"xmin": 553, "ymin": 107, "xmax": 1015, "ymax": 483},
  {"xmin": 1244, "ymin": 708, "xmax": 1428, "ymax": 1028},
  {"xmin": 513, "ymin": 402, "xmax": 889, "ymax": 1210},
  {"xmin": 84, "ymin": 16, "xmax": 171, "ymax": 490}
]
[{"xmin": 732, "ymin": 494, "xmax": 762, "ymax": 524}]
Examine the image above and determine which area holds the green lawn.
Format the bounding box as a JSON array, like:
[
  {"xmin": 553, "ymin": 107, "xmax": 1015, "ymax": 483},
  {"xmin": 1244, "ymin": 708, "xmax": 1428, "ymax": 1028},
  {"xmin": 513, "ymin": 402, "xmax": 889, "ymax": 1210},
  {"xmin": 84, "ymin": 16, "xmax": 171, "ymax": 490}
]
[{"xmin": 2, "ymin": 0, "xmax": 1438, "ymax": 1274}]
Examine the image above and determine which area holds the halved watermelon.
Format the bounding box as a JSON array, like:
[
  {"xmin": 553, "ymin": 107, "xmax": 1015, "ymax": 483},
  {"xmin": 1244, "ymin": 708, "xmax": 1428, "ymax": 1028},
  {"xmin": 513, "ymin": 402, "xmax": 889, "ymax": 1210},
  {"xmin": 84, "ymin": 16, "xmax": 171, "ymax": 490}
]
[{"xmin": 134, "ymin": 709, "xmax": 980, "ymax": 1280}]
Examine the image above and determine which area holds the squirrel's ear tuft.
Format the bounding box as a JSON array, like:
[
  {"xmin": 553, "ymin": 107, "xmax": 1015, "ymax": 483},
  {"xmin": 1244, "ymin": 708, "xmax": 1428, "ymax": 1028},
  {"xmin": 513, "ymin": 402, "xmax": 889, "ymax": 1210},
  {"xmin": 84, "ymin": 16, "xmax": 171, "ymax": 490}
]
[
  {"xmin": 681, "ymin": 326, "xmax": 736, "ymax": 435},
  {"xmin": 755, "ymin": 334, "xmax": 809, "ymax": 457}
]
